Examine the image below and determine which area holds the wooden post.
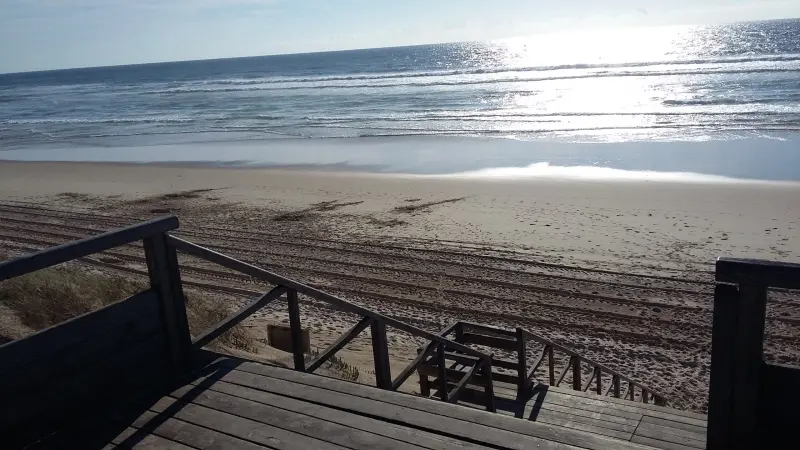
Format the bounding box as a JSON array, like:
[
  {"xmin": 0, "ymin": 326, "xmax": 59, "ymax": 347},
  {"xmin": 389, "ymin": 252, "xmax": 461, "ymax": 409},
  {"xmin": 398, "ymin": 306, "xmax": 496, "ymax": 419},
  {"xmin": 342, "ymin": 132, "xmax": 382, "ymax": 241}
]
[
  {"xmin": 437, "ymin": 343, "xmax": 448, "ymax": 401},
  {"xmin": 642, "ymin": 389, "xmax": 649, "ymax": 404},
  {"xmin": 287, "ymin": 289, "xmax": 305, "ymax": 371},
  {"xmin": 515, "ymin": 328, "xmax": 527, "ymax": 395},
  {"xmin": 595, "ymin": 368, "xmax": 602, "ymax": 394},
  {"xmin": 613, "ymin": 375, "xmax": 620, "ymax": 398},
  {"xmin": 419, "ymin": 373, "xmax": 431, "ymax": 397},
  {"xmin": 483, "ymin": 355, "xmax": 496, "ymax": 412},
  {"xmin": 572, "ymin": 356, "xmax": 581, "ymax": 391},
  {"xmin": 144, "ymin": 233, "xmax": 192, "ymax": 379},
  {"xmin": 547, "ymin": 346, "xmax": 555, "ymax": 385},
  {"xmin": 371, "ymin": 320, "xmax": 392, "ymax": 389},
  {"xmin": 454, "ymin": 323, "xmax": 464, "ymax": 343}
]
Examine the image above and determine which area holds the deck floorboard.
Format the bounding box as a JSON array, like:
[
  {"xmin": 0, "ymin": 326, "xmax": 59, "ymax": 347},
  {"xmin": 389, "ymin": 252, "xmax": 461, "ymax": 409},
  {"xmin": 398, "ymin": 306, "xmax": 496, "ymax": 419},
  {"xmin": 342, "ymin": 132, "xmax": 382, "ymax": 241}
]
[{"xmin": 49, "ymin": 352, "xmax": 706, "ymax": 450}]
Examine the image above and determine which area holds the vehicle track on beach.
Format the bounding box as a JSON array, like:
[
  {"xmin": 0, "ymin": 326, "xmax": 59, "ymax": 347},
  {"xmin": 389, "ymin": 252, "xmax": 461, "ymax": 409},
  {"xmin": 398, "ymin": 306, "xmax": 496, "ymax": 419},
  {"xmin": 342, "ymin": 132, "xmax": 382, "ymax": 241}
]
[{"xmin": 2, "ymin": 200, "xmax": 798, "ymax": 413}]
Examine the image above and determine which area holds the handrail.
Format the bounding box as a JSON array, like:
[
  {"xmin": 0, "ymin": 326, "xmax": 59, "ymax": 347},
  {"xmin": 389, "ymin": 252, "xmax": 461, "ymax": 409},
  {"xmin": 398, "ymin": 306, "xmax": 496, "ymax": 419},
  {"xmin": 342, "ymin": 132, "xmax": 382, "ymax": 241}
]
[
  {"xmin": 519, "ymin": 328, "xmax": 669, "ymax": 402},
  {"xmin": 167, "ymin": 235, "xmax": 489, "ymax": 359},
  {"xmin": 715, "ymin": 257, "xmax": 800, "ymax": 289},
  {"xmin": 0, "ymin": 216, "xmax": 179, "ymax": 282}
]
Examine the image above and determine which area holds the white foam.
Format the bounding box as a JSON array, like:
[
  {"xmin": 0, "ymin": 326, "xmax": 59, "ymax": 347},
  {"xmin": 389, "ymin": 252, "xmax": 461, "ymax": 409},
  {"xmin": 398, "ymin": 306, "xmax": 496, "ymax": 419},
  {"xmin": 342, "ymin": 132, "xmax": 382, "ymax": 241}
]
[{"xmin": 440, "ymin": 162, "xmax": 747, "ymax": 183}]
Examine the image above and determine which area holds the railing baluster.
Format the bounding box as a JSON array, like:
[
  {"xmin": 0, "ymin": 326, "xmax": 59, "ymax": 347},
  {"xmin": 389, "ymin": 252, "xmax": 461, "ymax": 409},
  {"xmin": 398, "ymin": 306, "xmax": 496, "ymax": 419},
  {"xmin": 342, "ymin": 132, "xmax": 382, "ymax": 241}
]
[
  {"xmin": 515, "ymin": 328, "xmax": 527, "ymax": 395},
  {"xmin": 483, "ymin": 355, "xmax": 496, "ymax": 412},
  {"xmin": 370, "ymin": 320, "xmax": 392, "ymax": 389},
  {"xmin": 613, "ymin": 375, "xmax": 621, "ymax": 398},
  {"xmin": 572, "ymin": 356, "xmax": 582, "ymax": 391},
  {"xmin": 547, "ymin": 346, "xmax": 555, "ymax": 385},
  {"xmin": 287, "ymin": 288, "xmax": 305, "ymax": 371},
  {"xmin": 642, "ymin": 389, "xmax": 649, "ymax": 404},
  {"xmin": 596, "ymin": 367, "xmax": 602, "ymax": 394},
  {"xmin": 436, "ymin": 343, "xmax": 448, "ymax": 401}
]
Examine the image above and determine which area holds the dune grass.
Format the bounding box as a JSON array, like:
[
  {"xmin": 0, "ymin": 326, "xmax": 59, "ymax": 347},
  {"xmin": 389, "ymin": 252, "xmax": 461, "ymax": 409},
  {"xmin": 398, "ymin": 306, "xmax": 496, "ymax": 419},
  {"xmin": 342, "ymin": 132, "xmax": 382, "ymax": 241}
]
[{"xmin": 0, "ymin": 262, "xmax": 254, "ymax": 351}]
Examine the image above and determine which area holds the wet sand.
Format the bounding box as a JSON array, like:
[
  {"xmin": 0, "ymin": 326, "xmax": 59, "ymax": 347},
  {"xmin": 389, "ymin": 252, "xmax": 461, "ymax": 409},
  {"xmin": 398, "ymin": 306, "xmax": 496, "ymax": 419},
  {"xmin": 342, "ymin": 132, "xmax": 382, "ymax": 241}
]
[{"xmin": 1, "ymin": 160, "xmax": 798, "ymax": 412}]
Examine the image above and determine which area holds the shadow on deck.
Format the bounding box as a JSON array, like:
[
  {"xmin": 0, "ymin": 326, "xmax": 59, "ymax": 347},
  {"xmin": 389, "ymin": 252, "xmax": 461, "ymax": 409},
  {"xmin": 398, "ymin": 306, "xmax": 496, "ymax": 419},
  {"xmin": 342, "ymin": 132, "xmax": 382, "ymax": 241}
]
[{"xmin": 1, "ymin": 215, "xmax": 798, "ymax": 449}]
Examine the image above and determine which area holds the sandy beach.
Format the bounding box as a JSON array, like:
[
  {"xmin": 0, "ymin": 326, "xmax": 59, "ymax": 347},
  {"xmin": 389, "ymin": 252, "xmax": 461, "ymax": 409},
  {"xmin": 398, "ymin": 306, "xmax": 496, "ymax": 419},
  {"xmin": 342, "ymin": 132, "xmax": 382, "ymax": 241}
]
[{"xmin": 1, "ymin": 160, "xmax": 798, "ymax": 413}]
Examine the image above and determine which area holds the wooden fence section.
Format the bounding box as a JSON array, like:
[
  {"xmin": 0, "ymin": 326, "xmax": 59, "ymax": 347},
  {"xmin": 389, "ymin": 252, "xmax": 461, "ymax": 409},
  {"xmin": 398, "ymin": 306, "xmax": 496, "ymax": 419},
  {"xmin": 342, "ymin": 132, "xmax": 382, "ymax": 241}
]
[
  {"xmin": 410, "ymin": 321, "xmax": 668, "ymax": 407},
  {"xmin": 0, "ymin": 216, "xmax": 188, "ymax": 448},
  {"xmin": 166, "ymin": 236, "xmax": 498, "ymax": 412},
  {"xmin": 707, "ymin": 257, "xmax": 800, "ymax": 450}
]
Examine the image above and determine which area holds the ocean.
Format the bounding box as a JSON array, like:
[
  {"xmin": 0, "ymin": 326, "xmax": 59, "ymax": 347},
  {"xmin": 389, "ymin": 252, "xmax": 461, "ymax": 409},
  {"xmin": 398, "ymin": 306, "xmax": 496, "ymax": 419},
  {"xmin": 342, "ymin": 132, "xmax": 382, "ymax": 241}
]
[{"xmin": 1, "ymin": 19, "xmax": 800, "ymax": 181}]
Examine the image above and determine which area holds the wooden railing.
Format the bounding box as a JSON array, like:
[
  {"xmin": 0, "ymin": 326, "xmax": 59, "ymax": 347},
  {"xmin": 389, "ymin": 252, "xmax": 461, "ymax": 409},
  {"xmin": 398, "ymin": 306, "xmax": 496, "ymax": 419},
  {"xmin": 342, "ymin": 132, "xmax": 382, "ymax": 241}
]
[
  {"xmin": 166, "ymin": 236, "xmax": 498, "ymax": 412},
  {"xmin": 707, "ymin": 257, "xmax": 800, "ymax": 449},
  {"xmin": 411, "ymin": 321, "xmax": 668, "ymax": 406}
]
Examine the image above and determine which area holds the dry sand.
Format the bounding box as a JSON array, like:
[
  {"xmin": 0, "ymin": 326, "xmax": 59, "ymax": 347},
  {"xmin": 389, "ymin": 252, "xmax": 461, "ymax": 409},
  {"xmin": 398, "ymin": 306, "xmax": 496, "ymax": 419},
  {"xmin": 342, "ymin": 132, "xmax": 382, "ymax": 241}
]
[{"xmin": 1, "ymin": 160, "xmax": 798, "ymax": 413}]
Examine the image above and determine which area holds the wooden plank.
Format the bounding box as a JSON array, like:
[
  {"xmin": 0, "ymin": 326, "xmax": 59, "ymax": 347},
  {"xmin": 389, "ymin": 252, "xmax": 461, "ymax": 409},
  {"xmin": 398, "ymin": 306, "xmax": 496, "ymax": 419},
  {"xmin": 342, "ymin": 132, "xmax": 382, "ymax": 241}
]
[
  {"xmin": 166, "ymin": 389, "xmax": 426, "ymax": 450},
  {"xmin": 715, "ymin": 257, "xmax": 800, "ymax": 289},
  {"xmin": 640, "ymin": 416, "xmax": 707, "ymax": 436},
  {"xmin": 0, "ymin": 216, "xmax": 178, "ymax": 282},
  {"xmin": 286, "ymin": 289, "xmax": 305, "ymax": 371},
  {"xmin": 635, "ymin": 422, "xmax": 706, "ymax": 447},
  {"xmin": 482, "ymin": 357, "xmax": 496, "ymax": 413},
  {"xmin": 111, "ymin": 430, "xmax": 198, "ymax": 450},
  {"xmin": 307, "ymin": 316, "xmax": 372, "ymax": 373},
  {"xmin": 185, "ymin": 379, "xmax": 495, "ymax": 450},
  {"xmin": 461, "ymin": 332, "xmax": 517, "ymax": 351},
  {"xmin": 631, "ymin": 435, "xmax": 699, "ymax": 450},
  {"xmin": 526, "ymin": 410, "xmax": 634, "ymax": 441},
  {"xmin": 128, "ymin": 412, "xmax": 266, "ymax": 450},
  {"xmin": 0, "ymin": 290, "xmax": 160, "ymax": 375},
  {"xmin": 437, "ymin": 351, "xmax": 518, "ymax": 371},
  {"xmin": 545, "ymin": 385, "xmax": 707, "ymax": 422},
  {"xmin": 193, "ymin": 286, "xmax": 287, "ymax": 349},
  {"xmin": 534, "ymin": 391, "xmax": 643, "ymax": 422},
  {"xmin": 370, "ymin": 320, "xmax": 392, "ymax": 389},
  {"xmin": 419, "ymin": 362, "xmax": 519, "ymax": 387},
  {"xmin": 150, "ymin": 396, "xmax": 346, "ymax": 449},
  {"xmin": 168, "ymin": 236, "xmax": 489, "ymax": 359},
  {"xmin": 197, "ymin": 368, "xmax": 584, "ymax": 450},
  {"xmin": 0, "ymin": 307, "xmax": 161, "ymax": 398},
  {"xmin": 219, "ymin": 360, "xmax": 651, "ymax": 450}
]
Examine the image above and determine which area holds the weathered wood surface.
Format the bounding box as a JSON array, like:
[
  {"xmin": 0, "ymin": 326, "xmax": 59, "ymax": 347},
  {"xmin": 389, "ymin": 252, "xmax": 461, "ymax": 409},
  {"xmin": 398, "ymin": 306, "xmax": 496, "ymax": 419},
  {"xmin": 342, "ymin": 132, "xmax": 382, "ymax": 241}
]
[
  {"xmin": 37, "ymin": 351, "xmax": 708, "ymax": 449},
  {"xmin": 715, "ymin": 257, "xmax": 800, "ymax": 289},
  {"xmin": 0, "ymin": 216, "xmax": 178, "ymax": 282}
]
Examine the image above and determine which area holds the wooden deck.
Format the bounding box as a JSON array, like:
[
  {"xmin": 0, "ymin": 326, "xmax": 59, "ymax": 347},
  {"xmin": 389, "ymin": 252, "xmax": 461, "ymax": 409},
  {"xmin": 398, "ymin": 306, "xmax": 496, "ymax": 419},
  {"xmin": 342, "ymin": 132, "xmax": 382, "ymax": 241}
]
[
  {"xmin": 447, "ymin": 381, "xmax": 707, "ymax": 450},
  {"xmin": 33, "ymin": 350, "xmax": 702, "ymax": 450}
]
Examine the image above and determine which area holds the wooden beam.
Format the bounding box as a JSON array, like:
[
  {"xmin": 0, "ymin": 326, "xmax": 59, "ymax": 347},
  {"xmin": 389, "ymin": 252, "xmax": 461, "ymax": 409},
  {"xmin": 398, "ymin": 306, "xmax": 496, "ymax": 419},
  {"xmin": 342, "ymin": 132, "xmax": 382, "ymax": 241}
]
[
  {"xmin": 460, "ymin": 321, "xmax": 516, "ymax": 337},
  {"xmin": 168, "ymin": 236, "xmax": 488, "ymax": 359},
  {"xmin": 572, "ymin": 356, "xmax": 582, "ymax": 391},
  {"xmin": 286, "ymin": 289, "xmax": 305, "ymax": 371},
  {"xmin": 392, "ymin": 343, "xmax": 436, "ymax": 391},
  {"xmin": 370, "ymin": 320, "xmax": 391, "ymax": 389},
  {"xmin": 448, "ymin": 360, "xmax": 484, "ymax": 404},
  {"xmin": 516, "ymin": 328, "xmax": 527, "ymax": 395},
  {"xmin": 482, "ymin": 355, "xmax": 496, "ymax": 412},
  {"xmin": 582, "ymin": 366, "xmax": 596, "ymax": 392},
  {"xmin": 192, "ymin": 286, "xmax": 287, "ymax": 349},
  {"xmin": 527, "ymin": 346, "xmax": 548, "ymax": 383},
  {"xmin": 307, "ymin": 317, "xmax": 372, "ymax": 374},
  {"xmin": 461, "ymin": 332, "xmax": 517, "ymax": 351},
  {"xmin": 547, "ymin": 346, "xmax": 555, "ymax": 385},
  {"xmin": 144, "ymin": 232, "xmax": 190, "ymax": 377},
  {"xmin": 436, "ymin": 343, "xmax": 448, "ymax": 401},
  {"xmin": 555, "ymin": 356, "xmax": 573, "ymax": 387},
  {"xmin": 716, "ymin": 257, "xmax": 800, "ymax": 289},
  {"xmin": 0, "ymin": 215, "xmax": 179, "ymax": 282},
  {"xmin": 706, "ymin": 284, "xmax": 739, "ymax": 450},
  {"xmin": 613, "ymin": 375, "xmax": 621, "ymax": 398},
  {"xmin": 596, "ymin": 368, "xmax": 603, "ymax": 394}
]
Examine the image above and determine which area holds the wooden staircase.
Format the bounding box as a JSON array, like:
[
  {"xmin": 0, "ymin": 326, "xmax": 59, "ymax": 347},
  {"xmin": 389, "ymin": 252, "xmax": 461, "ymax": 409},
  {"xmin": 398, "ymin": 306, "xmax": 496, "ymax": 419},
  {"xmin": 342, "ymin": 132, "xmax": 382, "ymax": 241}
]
[{"xmin": 414, "ymin": 321, "xmax": 668, "ymax": 408}]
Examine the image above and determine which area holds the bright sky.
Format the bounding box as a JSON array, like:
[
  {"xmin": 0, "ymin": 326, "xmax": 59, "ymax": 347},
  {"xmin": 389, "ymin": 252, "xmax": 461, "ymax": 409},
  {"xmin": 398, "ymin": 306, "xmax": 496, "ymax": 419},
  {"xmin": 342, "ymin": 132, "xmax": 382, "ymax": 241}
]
[{"xmin": 1, "ymin": 0, "xmax": 798, "ymax": 73}]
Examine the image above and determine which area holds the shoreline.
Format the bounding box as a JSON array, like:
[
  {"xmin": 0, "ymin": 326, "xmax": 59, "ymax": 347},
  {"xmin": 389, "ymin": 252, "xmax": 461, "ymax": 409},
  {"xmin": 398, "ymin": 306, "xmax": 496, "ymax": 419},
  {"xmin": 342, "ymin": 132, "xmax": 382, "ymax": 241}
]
[{"xmin": 2, "ymin": 159, "xmax": 800, "ymax": 187}]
